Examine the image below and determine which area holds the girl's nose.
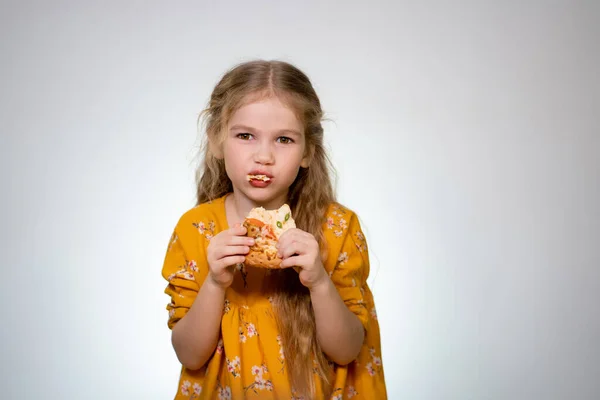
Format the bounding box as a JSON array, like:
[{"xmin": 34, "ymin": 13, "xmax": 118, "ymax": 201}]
[{"xmin": 254, "ymin": 143, "xmax": 274, "ymax": 165}]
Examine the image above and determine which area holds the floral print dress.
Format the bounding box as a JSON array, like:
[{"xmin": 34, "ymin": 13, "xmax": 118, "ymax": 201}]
[{"xmin": 162, "ymin": 195, "xmax": 387, "ymax": 399}]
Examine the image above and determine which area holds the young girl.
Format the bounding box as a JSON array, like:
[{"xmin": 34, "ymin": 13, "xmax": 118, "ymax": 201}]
[{"xmin": 161, "ymin": 60, "xmax": 387, "ymax": 399}]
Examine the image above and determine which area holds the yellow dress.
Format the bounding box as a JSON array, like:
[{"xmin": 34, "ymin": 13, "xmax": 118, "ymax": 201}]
[{"xmin": 162, "ymin": 195, "xmax": 387, "ymax": 399}]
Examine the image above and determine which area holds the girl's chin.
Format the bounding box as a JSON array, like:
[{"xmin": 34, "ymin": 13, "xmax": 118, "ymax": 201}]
[{"xmin": 234, "ymin": 187, "xmax": 288, "ymax": 206}]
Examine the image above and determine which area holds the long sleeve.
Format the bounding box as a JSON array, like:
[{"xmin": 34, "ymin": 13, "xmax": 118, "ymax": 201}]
[
  {"xmin": 327, "ymin": 210, "xmax": 371, "ymax": 332},
  {"xmin": 161, "ymin": 228, "xmax": 202, "ymax": 330}
]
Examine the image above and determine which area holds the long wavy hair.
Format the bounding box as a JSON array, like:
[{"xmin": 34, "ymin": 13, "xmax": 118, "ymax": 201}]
[{"xmin": 195, "ymin": 60, "xmax": 336, "ymax": 397}]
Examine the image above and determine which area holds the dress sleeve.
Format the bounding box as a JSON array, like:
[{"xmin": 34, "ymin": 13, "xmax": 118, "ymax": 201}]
[
  {"xmin": 329, "ymin": 213, "xmax": 371, "ymax": 332},
  {"xmin": 161, "ymin": 226, "xmax": 202, "ymax": 330}
]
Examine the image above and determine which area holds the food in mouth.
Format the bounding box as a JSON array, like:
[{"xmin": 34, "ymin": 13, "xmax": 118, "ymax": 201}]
[{"xmin": 247, "ymin": 174, "xmax": 271, "ymax": 182}]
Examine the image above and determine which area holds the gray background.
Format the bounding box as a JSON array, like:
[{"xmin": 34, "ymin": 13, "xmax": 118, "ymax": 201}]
[{"xmin": 1, "ymin": 0, "xmax": 599, "ymax": 399}]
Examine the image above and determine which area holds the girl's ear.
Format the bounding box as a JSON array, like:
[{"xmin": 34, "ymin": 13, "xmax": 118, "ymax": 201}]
[
  {"xmin": 208, "ymin": 135, "xmax": 224, "ymax": 159},
  {"xmin": 300, "ymin": 155, "xmax": 310, "ymax": 168},
  {"xmin": 300, "ymin": 144, "xmax": 314, "ymax": 168}
]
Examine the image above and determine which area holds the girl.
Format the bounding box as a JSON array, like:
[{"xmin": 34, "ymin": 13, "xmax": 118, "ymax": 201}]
[{"xmin": 162, "ymin": 60, "xmax": 387, "ymax": 399}]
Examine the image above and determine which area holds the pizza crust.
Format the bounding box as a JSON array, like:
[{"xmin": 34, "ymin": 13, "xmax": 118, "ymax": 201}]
[{"xmin": 244, "ymin": 246, "xmax": 282, "ymax": 269}]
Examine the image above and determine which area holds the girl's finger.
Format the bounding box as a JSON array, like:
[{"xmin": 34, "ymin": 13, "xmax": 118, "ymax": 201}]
[
  {"xmin": 280, "ymin": 254, "xmax": 310, "ymax": 269},
  {"xmin": 229, "ymin": 224, "xmax": 247, "ymax": 236},
  {"xmin": 278, "ymin": 230, "xmax": 315, "ymax": 251},
  {"xmin": 215, "ymin": 245, "xmax": 250, "ymax": 259},
  {"xmin": 226, "ymin": 235, "xmax": 255, "ymax": 247},
  {"xmin": 277, "ymin": 229, "xmax": 300, "ymax": 246},
  {"xmin": 218, "ymin": 255, "xmax": 246, "ymax": 269},
  {"xmin": 296, "ymin": 229, "xmax": 314, "ymax": 240},
  {"xmin": 278, "ymin": 239, "xmax": 309, "ymax": 259}
]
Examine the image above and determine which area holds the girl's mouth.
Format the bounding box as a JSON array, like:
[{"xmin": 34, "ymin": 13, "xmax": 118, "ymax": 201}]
[
  {"xmin": 248, "ymin": 178, "xmax": 272, "ymax": 188},
  {"xmin": 247, "ymin": 174, "xmax": 271, "ymax": 182}
]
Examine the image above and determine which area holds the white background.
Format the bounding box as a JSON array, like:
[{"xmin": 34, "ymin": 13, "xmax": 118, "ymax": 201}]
[{"xmin": 1, "ymin": 1, "xmax": 599, "ymax": 399}]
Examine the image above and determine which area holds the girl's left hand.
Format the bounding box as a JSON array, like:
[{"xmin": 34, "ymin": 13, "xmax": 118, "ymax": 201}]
[{"xmin": 277, "ymin": 228, "xmax": 329, "ymax": 290}]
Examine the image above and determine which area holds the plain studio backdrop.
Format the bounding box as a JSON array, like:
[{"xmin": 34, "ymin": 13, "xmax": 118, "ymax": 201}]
[{"xmin": 1, "ymin": 1, "xmax": 599, "ymax": 399}]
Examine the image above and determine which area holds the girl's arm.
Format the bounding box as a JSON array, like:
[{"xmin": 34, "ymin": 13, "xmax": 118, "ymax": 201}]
[
  {"xmin": 310, "ymin": 278, "xmax": 365, "ymax": 365},
  {"xmin": 171, "ymin": 278, "xmax": 226, "ymax": 370},
  {"xmin": 278, "ymin": 222, "xmax": 368, "ymax": 366},
  {"xmin": 170, "ymin": 224, "xmax": 251, "ymax": 370}
]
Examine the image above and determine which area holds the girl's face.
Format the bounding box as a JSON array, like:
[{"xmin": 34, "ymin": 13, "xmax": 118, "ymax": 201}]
[{"xmin": 222, "ymin": 96, "xmax": 310, "ymax": 209}]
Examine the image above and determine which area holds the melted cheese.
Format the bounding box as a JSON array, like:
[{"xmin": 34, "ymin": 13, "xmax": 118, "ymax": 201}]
[{"xmin": 246, "ymin": 204, "xmax": 295, "ymax": 239}]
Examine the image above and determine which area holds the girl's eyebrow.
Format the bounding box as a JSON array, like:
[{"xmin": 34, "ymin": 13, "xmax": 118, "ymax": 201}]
[
  {"xmin": 229, "ymin": 124, "xmax": 302, "ymax": 137},
  {"xmin": 230, "ymin": 124, "xmax": 256, "ymax": 132}
]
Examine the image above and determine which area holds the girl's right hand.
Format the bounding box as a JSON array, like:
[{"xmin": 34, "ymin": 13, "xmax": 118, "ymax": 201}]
[{"xmin": 206, "ymin": 224, "xmax": 254, "ymax": 289}]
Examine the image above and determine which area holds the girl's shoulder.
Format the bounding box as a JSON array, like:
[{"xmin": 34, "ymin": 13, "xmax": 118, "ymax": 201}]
[
  {"xmin": 322, "ymin": 202, "xmax": 370, "ymax": 273},
  {"xmin": 172, "ymin": 195, "xmax": 228, "ymax": 242},
  {"xmin": 325, "ymin": 201, "xmax": 353, "ymax": 216},
  {"xmin": 323, "ymin": 202, "xmax": 358, "ymax": 238},
  {"xmin": 322, "ymin": 202, "xmax": 369, "ymax": 252}
]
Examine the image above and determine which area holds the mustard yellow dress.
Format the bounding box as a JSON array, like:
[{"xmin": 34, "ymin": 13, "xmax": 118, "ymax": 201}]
[{"xmin": 162, "ymin": 195, "xmax": 387, "ymax": 399}]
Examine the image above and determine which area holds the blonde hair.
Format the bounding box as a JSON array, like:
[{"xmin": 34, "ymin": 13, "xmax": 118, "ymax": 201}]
[{"xmin": 195, "ymin": 60, "xmax": 336, "ymax": 397}]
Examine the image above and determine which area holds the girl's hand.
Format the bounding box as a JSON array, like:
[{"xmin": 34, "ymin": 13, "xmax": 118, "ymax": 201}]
[
  {"xmin": 277, "ymin": 229, "xmax": 329, "ymax": 289},
  {"xmin": 206, "ymin": 224, "xmax": 254, "ymax": 289}
]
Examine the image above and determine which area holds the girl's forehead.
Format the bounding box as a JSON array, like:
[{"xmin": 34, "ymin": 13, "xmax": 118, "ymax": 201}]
[
  {"xmin": 228, "ymin": 95, "xmax": 303, "ymax": 130},
  {"xmin": 236, "ymin": 91, "xmax": 296, "ymax": 113}
]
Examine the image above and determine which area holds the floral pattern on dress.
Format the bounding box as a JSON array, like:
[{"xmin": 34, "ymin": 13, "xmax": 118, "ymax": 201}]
[
  {"xmin": 239, "ymin": 320, "xmax": 257, "ymax": 343},
  {"xmin": 239, "ymin": 326, "xmax": 247, "ymax": 344},
  {"xmin": 166, "ymin": 265, "xmax": 196, "ymax": 282},
  {"xmin": 237, "ymin": 307, "xmax": 259, "ymax": 343},
  {"xmin": 226, "ymin": 356, "xmax": 241, "ymax": 378},
  {"xmin": 354, "ymin": 230, "xmax": 368, "ymax": 253},
  {"xmin": 329, "ymin": 251, "xmax": 349, "ymax": 277},
  {"xmin": 187, "ymin": 259, "xmax": 198, "ymax": 272},
  {"xmin": 223, "ymin": 299, "xmax": 231, "ymax": 315},
  {"xmin": 326, "ymin": 205, "xmax": 349, "ymax": 238},
  {"xmin": 276, "ymin": 335, "xmax": 285, "ymax": 373},
  {"xmin": 370, "ymin": 306, "xmax": 378, "ymax": 320},
  {"xmin": 165, "ymin": 245, "xmax": 199, "ymax": 283},
  {"xmin": 365, "ymin": 347, "xmax": 384, "ymax": 376},
  {"xmin": 346, "ymin": 385, "xmax": 359, "ymax": 398},
  {"xmin": 168, "ymin": 232, "xmax": 179, "ymax": 252},
  {"xmin": 330, "ymin": 387, "xmax": 343, "ymax": 400},
  {"xmin": 180, "ymin": 380, "xmax": 202, "ymax": 399},
  {"xmin": 216, "ymin": 385, "xmax": 232, "ymax": 400},
  {"xmin": 276, "ymin": 335, "xmax": 285, "ymax": 362},
  {"xmin": 215, "ymin": 339, "xmax": 224, "ymax": 355},
  {"xmin": 193, "ymin": 220, "xmax": 216, "ymax": 240},
  {"xmin": 244, "ymin": 364, "xmax": 274, "ymax": 394}
]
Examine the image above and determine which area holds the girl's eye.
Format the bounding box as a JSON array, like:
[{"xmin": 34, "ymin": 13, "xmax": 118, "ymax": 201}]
[
  {"xmin": 237, "ymin": 133, "xmax": 253, "ymax": 140},
  {"xmin": 277, "ymin": 136, "xmax": 294, "ymax": 144}
]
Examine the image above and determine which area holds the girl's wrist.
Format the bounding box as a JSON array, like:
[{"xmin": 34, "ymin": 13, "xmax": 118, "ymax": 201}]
[
  {"xmin": 308, "ymin": 271, "xmax": 332, "ymax": 295},
  {"xmin": 205, "ymin": 276, "xmax": 228, "ymax": 296}
]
